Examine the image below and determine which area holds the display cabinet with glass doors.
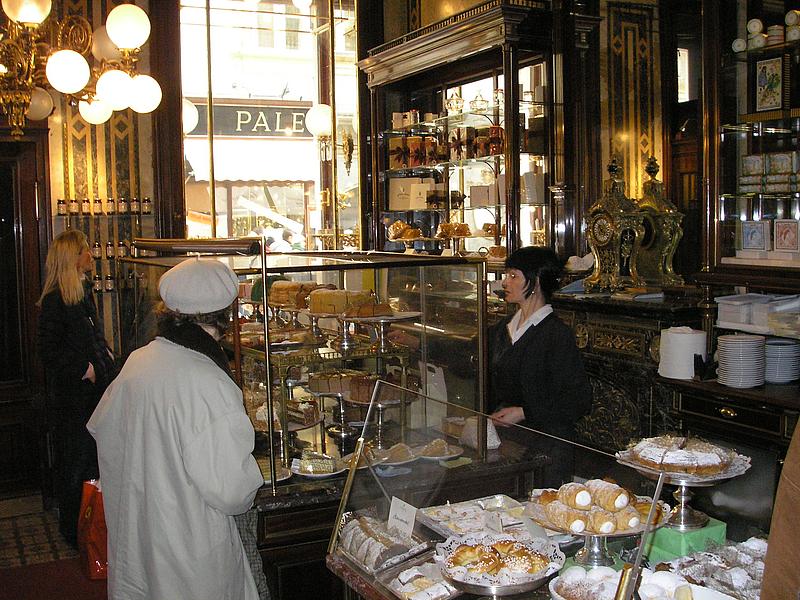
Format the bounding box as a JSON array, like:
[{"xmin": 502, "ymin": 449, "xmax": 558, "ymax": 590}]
[
  {"xmin": 702, "ymin": 0, "xmax": 800, "ymax": 292},
  {"xmin": 121, "ymin": 241, "xmax": 488, "ymax": 491},
  {"xmin": 358, "ymin": 0, "xmax": 557, "ymax": 271},
  {"xmin": 326, "ymin": 381, "xmax": 765, "ymax": 600}
]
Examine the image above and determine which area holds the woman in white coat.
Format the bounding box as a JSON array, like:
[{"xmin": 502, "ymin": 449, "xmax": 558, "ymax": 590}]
[{"xmin": 88, "ymin": 258, "xmax": 264, "ymax": 600}]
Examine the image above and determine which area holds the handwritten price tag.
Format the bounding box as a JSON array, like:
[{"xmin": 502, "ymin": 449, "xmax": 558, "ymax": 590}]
[{"xmin": 388, "ymin": 497, "xmax": 417, "ymax": 538}]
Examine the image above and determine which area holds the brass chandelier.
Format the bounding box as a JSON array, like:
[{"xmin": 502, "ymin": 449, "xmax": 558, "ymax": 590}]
[{"xmin": 0, "ymin": 0, "xmax": 161, "ymax": 135}]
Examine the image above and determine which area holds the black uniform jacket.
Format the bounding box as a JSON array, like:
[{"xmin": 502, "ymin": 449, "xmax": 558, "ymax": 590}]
[{"xmin": 488, "ymin": 311, "xmax": 592, "ymax": 440}]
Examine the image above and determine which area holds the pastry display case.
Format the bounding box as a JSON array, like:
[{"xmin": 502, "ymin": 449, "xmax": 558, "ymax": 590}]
[
  {"xmin": 326, "ymin": 382, "xmax": 765, "ymax": 599},
  {"xmin": 120, "ymin": 240, "xmax": 488, "ymax": 492}
]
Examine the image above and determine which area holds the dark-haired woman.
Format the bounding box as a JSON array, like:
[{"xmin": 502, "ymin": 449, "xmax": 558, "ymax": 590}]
[{"xmin": 489, "ymin": 246, "xmax": 592, "ymax": 485}]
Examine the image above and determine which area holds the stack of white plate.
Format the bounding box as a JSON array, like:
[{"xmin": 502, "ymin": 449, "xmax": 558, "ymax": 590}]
[
  {"xmin": 765, "ymin": 339, "xmax": 800, "ymax": 383},
  {"xmin": 717, "ymin": 334, "xmax": 765, "ymax": 388}
]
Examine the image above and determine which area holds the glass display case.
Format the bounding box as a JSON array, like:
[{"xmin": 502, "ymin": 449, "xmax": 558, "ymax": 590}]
[
  {"xmin": 121, "ymin": 241, "xmax": 488, "ymax": 493},
  {"xmin": 326, "ymin": 382, "xmax": 765, "ymax": 600},
  {"xmin": 704, "ymin": 0, "xmax": 800, "ymax": 288},
  {"xmin": 358, "ymin": 0, "xmax": 557, "ymax": 266}
]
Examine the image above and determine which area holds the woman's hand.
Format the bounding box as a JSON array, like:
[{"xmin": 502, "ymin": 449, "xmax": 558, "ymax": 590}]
[
  {"xmin": 387, "ymin": 329, "xmax": 420, "ymax": 350},
  {"xmin": 490, "ymin": 406, "xmax": 525, "ymax": 427}
]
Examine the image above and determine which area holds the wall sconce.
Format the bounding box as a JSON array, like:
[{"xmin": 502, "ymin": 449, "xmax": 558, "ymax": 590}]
[
  {"xmin": 305, "ymin": 102, "xmax": 355, "ymax": 174},
  {"xmin": 0, "ymin": 1, "xmax": 161, "ymax": 134}
]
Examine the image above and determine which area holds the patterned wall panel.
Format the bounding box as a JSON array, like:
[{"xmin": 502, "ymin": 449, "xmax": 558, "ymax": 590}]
[{"xmin": 599, "ymin": 1, "xmax": 663, "ymax": 199}]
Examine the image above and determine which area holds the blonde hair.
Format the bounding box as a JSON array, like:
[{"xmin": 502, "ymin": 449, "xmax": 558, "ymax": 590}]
[{"xmin": 37, "ymin": 230, "xmax": 90, "ymax": 306}]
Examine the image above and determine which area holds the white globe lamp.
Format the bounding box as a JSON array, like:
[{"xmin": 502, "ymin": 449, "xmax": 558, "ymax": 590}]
[
  {"xmin": 91, "ymin": 26, "xmax": 123, "ymax": 62},
  {"xmin": 45, "ymin": 50, "xmax": 90, "ymax": 94},
  {"xmin": 78, "ymin": 98, "xmax": 113, "ymax": 125},
  {"xmin": 96, "ymin": 69, "xmax": 133, "ymax": 111},
  {"xmin": 105, "ymin": 4, "xmax": 151, "ymax": 50},
  {"xmin": 26, "ymin": 87, "xmax": 54, "ymax": 120},
  {"xmin": 2, "ymin": 0, "xmax": 51, "ymax": 25},
  {"xmin": 181, "ymin": 98, "xmax": 199, "ymax": 134},
  {"xmin": 129, "ymin": 75, "xmax": 162, "ymax": 113},
  {"xmin": 305, "ymin": 103, "xmax": 333, "ymax": 138}
]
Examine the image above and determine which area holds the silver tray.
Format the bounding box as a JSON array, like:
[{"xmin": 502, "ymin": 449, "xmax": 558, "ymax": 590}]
[
  {"xmin": 441, "ymin": 572, "xmax": 550, "ymax": 597},
  {"xmin": 615, "ymin": 451, "xmax": 752, "ymax": 486},
  {"xmin": 376, "ymin": 550, "xmax": 462, "ymax": 599},
  {"xmin": 416, "ymin": 495, "xmax": 523, "ymax": 538}
]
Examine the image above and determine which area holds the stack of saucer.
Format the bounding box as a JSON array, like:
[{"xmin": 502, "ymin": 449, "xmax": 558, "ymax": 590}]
[
  {"xmin": 765, "ymin": 339, "xmax": 800, "ymax": 383},
  {"xmin": 767, "ymin": 24, "xmax": 785, "ymax": 46},
  {"xmin": 717, "ymin": 334, "xmax": 766, "ymax": 388}
]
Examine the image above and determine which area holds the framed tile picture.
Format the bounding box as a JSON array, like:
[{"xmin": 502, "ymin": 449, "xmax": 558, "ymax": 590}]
[
  {"xmin": 755, "ymin": 56, "xmax": 784, "ymax": 111},
  {"xmin": 741, "ymin": 220, "xmax": 771, "ymax": 250},
  {"xmin": 774, "ymin": 219, "xmax": 800, "ymax": 252}
]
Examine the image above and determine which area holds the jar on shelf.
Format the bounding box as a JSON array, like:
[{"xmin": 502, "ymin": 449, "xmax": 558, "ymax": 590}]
[
  {"xmin": 141, "ymin": 196, "xmax": 152, "ymax": 214},
  {"xmin": 117, "ymin": 196, "xmax": 129, "ymax": 214},
  {"xmin": 116, "ymin": 241, "xmax": 127, "ymax": 258},
  {"xmin": 130, "ymin": 197, "xmax": 140, "ymax": 213},
  {"xmin": 56, "ymin": 199, "xmax": 67, "ymax": 215},
  {"xmin": 105, "ymin": 241, "xmax": 114, "ymax": 259},
  {"xmin": 68, "ymin": 198, "xmax": 79, "ymax": 214},
  {"xmin": 81, "ymin": 197, "xmax": 91, "ymax": 214},
  {"xmin": 104, "ymin": 274, "xmax": 115, "ymax": 292},
  {"xmin": 93, "ymin": 197, "xmax": 103, "ymax": 214},
  {"xmin": 92, "ymin": 274, "xmax": 103, "ymax": 293},
  {"xmin": 489, "ymin": 126, "xmax": 504, "ymax": 155},
  {"xmin": 106, "ymin": 198, "xmax": 116, "ymax": 214},
  {"xmin": 91, "ymin": 241, "xmax": 103, "ymax": 259}
]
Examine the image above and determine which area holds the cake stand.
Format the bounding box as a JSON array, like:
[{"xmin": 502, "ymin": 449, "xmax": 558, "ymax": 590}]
[
  {"xmin": 341, "ymin": 312, "xmax": 422, "ymax": 353},
  {"xmin": 311, "ymin": 391, "xmax": 359, "ymax": 442},
  {"xmin": 616, "ymin": 451, "xmax": 751, "ymax": 532}
]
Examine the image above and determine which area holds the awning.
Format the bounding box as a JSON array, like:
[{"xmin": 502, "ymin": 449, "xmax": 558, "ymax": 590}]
[{"xmin": 184, "ymin": 137, "xmax": 319, "ymax": 182}]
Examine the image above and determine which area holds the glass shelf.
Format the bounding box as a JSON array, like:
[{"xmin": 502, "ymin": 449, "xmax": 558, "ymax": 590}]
[
  {"xmin": 730, "ymin": 38, "xmax": 800, "ymax": 61},
  {"xmin": 720, "ymin": 122, "xmax": 797, "ymax": 135},
  {"xmin": 384, "ymin": 152, "xmax": 547, "ymax": 175}
]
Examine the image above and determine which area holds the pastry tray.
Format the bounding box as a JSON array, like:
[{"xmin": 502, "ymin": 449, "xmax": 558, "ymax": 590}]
[
  {"xmin": 375, "ymin": 550, "xmax": 462, "ymax": 599},
  {"xmin": 335, "ymin": 511, "xmax": 430, "ymax": 576},
  {"xmin": 615, "ymin": 450, "xmax": 752, "ymax": 486},
  {"xmin": 416, "ymin": 495, "xmax": 524, "ymax": 539}
]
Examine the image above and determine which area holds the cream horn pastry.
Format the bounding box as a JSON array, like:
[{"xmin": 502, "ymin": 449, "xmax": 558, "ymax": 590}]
[
  {"xmin": 544, "ymin": 500, "xmax": 587, "ymax": 533},
  {"xmin": 557, "ymin": 482, "xmax": 593, "ymax": 510},
  {"xmin": 585, "ymin": 479, "xmax": 630, "ymax": 512},
  {"xmin": 615, "ymin": 505, "xmax": 642, "ymax": 531},
  {"xmin": 588, "ymin": 507, "xmax": 617, "ymax": 534}
]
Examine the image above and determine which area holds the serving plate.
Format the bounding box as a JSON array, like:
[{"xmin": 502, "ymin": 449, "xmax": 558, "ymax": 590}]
[
  {"xmin": 289, "ymin": 458, "xmax": 347, "ymax": 479},
  {"xmin": 413, "ymin": 444, "xmax": 464, "ymax": 461}
]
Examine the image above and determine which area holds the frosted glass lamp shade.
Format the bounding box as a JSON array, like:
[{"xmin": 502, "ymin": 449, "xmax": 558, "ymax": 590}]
[
  {"xmin": 182, "ymin": 98, "xmax": 199, "ymax": 134},
  {"xmin": 96, "ymin": 69, "xmax": 133, "ymax": 111},
  {"xmin": 292, "ymin": 0, "xmax": 312, "ymax": 9},
  {"xmin": 25, "ymin": 86, "xmax": 54, "ymax": 120},
  {"xmin": 305, "ymin": 103, "xmax": 333, "ymax": 138},
  {"xmin": 91, "ymin": 26, "xmax": 123, "ymax": 62},
  {"xmin": 2, "ymin": 0, "xmax": 51, "ymax": 24},
  {"xmin": 78, "ymin": 98, "xmax": 112, "ymax": 125},
  {"xmin": 45, "ymin": 50, "xmax": 90, "ymax": 94},
  {"xmin": 129, "ymin": 75, "xmax": 162, "ymax": 113},
  {"xmin": 105, "ymin": 4, "xmax": 151, "ymax": 50}
]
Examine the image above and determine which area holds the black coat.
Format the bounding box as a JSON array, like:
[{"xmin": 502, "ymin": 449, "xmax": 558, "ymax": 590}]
[
  {"xmin": 37, "ymin": 287, "xmax": 115, "ymax": 416},
  {"xmin": 488, "ymin": 311, "xmax": 592, "ymax": 440}
]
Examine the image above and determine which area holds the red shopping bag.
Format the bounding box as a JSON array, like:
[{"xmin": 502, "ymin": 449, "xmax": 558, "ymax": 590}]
[{"xmin": 77, "ymin": 479, "xmax": 108, "ymax": 580}]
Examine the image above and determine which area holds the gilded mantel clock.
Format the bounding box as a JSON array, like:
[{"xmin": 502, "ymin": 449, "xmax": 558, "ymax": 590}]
[
  {"xmin": 634, "ymin": 157, "xmax": 684, "ymax": 287},
  {"xmin": 584, "ymin": 159, "xmax": 646, "ymax": 292}
]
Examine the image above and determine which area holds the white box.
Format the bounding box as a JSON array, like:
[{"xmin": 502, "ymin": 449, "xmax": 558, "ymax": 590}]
[
  {"xmin": 409, "ymin": 183, "xmax": 432, "ymax": 209},
  {"xmin": 715, "ymin": 293, "xmax": 773, "ymax": 324},
  {"xmin": 388, "ymin": 177, "xmax": 422, "ymax": 210}
]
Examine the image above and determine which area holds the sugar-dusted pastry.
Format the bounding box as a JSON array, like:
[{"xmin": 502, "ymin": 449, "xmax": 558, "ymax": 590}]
[
  {"xmin": 401, "ymin": 227, "xmax": 422, "ymax": 240},
  {"xmin": 629, "ymin": 435, "xmax": 734, "ymax": 475},
  {"xmin": 544, "ymin": 500, "xmax": 587, "ymax": 533},
  {"xmin": 585, "ymin": 479, "xmax": 629, "ymax": 512},
  {"xmin": 453, "ymin": 223, "xmax": 471, "ymax": 236},
  {"xmin": 417, "ymin": 438, "xmax": 449, "ymax": 457},
  {"xmin": 614, "ymin": 505, "xmax": 642, "ymax": 531},
  {"xmin": 383, "ymin": 442, "xmax": 415, "ymax": 463},
  {"xmin": 535, "ymin": 489, "xmax": 558, "ymax": 506},
  {"xmin": 557, "ymin": 482, "xmax": 593, "ymax": 510},
  {"xmin": 588, "ymin": 507, "xmax": 617, "ymax": 534},
  {"xmin": 388, "ymin": 219, "xmax": 410, "ymax": 240},
  {"xmin": 435, "ymin": 223, "xmax": 456, "ymax": 239}
]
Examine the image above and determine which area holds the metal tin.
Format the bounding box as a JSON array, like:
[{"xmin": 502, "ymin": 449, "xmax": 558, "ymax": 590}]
[
  {"xmin": 130, "ymin": 197, "xmax": 140, "ymax": 213},
  {"xmin": 142, "ymin": 197, "xmax": 152, "ymax": 214},
  {"xmin": 91, "ymin": 242, "xmax": 102, "ymax": 259},
  {"xmin": 81, "ymin": 198, "xmax": 91, "ymax": 214},
  {"xmin": 106, "ymin": 198, "xmax": 116, "ymax": 214},
  {"xmin": 117, "ymin": 197, "xmax": 128, "ymax": 213},
  {"xmin": 117, "ymin": 241, "xmax": 127, "ymax": 258},
  {"xmin": 57, "ymin": 199, "xmax": 67, "ymax": 215},
  {"xmin": 104, "ymin": 274, "xmax": 115, "ymax": 292},
  {"xmin": 68, "ymin": 198, "xmax": 79, "ymax": 214},
  {"xmin": 92, "ymin": 275, "xmax": 103, "ymax": 293}
]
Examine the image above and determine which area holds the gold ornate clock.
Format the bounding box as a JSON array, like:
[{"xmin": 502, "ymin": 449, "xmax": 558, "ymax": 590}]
[{"xmin": 584, "ymin": 159, "xmax": 646, "ymax": 292}]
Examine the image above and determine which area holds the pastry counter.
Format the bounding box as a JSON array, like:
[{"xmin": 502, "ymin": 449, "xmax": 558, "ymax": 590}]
[{"xmin": 326, "ymin": 383, "xmax": 766, "ymax": 600}]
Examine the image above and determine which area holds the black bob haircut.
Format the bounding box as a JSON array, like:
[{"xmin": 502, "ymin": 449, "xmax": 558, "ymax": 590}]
[{"xmin": 504, "ymin": 246, "xmax": 563, "ymax": 302}]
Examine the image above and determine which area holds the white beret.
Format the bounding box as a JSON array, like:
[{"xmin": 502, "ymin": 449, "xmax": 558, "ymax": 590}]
[{"xmin": 158, "ymin": 257, "xmax": 239, "ymax": 314}]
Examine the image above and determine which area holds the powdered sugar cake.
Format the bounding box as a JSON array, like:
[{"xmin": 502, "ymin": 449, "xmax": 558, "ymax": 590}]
[{"xmin": 628, "ymin": 435, "xmax": 734, "ymax": 476}]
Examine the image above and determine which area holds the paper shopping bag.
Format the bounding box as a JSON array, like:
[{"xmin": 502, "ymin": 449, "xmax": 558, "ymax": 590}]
[{"xmin": 78, "ymin": 479, "xmax": 107, "ymax": 580}]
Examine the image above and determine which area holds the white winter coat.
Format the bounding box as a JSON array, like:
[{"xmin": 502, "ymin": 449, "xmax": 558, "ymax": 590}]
[{"xmin": 87, "ymin": 337, "xmax": 264, "ymax": 600}]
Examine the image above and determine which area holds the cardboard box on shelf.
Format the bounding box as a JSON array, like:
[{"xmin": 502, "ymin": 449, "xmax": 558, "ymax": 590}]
[
  {"xmin": 407, "ymin": 136, "xmax": 426, "ymax": 168},
  {"xmin": 388, "ymin": 137, "xmax": 409, "ymax": 169}
]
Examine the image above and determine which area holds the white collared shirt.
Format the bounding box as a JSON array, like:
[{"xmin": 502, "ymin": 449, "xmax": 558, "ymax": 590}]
[{"xmin": 506, "ymin": 304, "xmax": 553, "ymax": 345}]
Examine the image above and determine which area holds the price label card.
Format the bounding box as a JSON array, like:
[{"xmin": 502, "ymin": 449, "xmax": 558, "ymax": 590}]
[
  {"xmin": 483, "ymin": 511, "xmax": 504, "ymax": 533},
  {"xmin": 388, "ymin": 497, "xmax": 417, "ymax": 539}
]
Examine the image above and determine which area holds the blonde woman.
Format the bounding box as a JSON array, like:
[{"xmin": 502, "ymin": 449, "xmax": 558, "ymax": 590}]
[{"xmin": 37, "ymin": 229, "xmax": 115, "ymax": 547}]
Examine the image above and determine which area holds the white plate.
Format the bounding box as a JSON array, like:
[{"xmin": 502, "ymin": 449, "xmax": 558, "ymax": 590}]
[
  {"xmin": 413, "ymin": 445, "xmax": 465, "ymax": 461},
  {"xmin": 290, "ymin": 460, "xmax": 347, "ymax": 479},
  {"xmin": 261, "ymin": 467, "xmax": 292, "ymax": 484},
  {"xmin": 379, "ymin": 455, "xmax": 419, "ymax": 467},
  {"xmin": 341, "ymin": 452, "xmax": 388, "ymax": 470},
  {"xmin": 548, "ymin": 578, "xmax": 736, "ymax": 600},
  {"xmin": 341, "ymin": 311, "xmax": 423, "ymax": 323}
]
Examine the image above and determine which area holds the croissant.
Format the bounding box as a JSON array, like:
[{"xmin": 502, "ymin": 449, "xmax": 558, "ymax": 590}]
[
  {"xmin": 545, "ymin": 500, "xmax": 587, "ymax": 533},
  {"xmin": 535, "ymin": 489, "xmax": 558, "ymax": 505},
  {"xmin": 585, "ymin": 479, "xmax": 630, "ymax": 512},
  {"xmin": 557, "ymin": 482, "xmax": 593, "ymax": 510},
  {"xmin": 588, "ymin": 507, "xmax": 617, "ymax": 534},
  {"xmin": 615, "ymin": 505, "xmax": 642, "ymax": 531}
]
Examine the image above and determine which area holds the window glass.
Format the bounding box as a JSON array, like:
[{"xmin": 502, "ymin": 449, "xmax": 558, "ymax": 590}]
[{"xmin": 180, "ymin": 0, "xmax": 359, "ymax": 249}]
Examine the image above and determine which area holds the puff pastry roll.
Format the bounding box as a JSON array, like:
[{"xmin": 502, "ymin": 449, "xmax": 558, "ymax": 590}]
[
  {"xmin": 557, "ymin": 482, "xmax": 593, "ymax": 509},
  {"xmin": 544, "ymin": 500, "xmax": 587, "ymax": 533},
  {"xmin": 585, "ymin": 479, "xmax": 630, "ymax": 512}
]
